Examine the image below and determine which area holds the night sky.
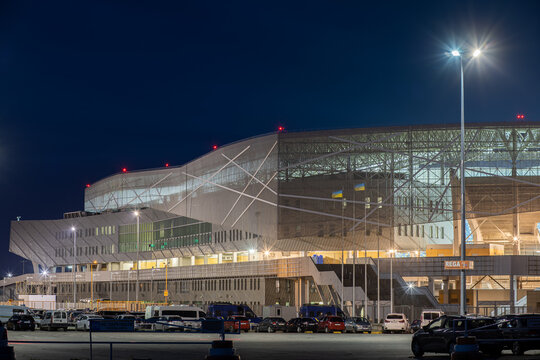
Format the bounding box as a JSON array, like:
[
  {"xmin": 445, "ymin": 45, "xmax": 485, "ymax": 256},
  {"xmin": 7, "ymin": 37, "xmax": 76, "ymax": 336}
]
[{"xmin": 0, "ymin": 0, "xmax": 538, "ymax": 276}]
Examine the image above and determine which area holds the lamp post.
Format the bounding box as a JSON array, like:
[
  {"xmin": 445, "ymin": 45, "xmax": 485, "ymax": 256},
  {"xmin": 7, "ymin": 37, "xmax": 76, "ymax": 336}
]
[
  {"xmin": 451, "ymin": 47, "xmax": 481, "ymax": 316},
  {"xmin": 71, "ymin": 226, "xmax": 77, "ymax": 306},
  {"xmin": 134, "ymin": 210, "xmax": 140, "ymax": 302},
  {"xmin": 341, "ymin": 197, "xmax": 346, "ymax": 313},
  {"xmin": 389, "ymin": 249, "xmax": 395, "ymax": 313},
  {"xmin": 90, "ymin": 260, "xmax": 97, "ymax": 307}
]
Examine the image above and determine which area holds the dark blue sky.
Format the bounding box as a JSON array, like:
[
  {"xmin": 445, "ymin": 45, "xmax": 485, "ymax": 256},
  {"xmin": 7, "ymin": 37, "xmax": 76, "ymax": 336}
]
[{"xmin": 0, "ymin": 0, "xmax": 538, "ymax": 275}]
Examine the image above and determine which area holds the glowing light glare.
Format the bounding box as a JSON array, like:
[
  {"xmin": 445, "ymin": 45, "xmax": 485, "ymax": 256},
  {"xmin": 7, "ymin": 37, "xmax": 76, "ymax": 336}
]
[
  {"xmin": 86, "ymin": 184, "xmax": 91, "ymax": 188},
  {"xmin": 407, "ymin": 283, "xmax": 415, "ymax": 289},
  {"xmin": 248, "ymin": 249, "xmax": 256, "ymax": 254},
  {"xmin": 122, "ymin": 168, "xmax": 127, "ymax": 173},
  {"xmin": 264, "ymin": 250, "xmax": 270, "ymax": 257},
  {"xmin": 513, "ymin": 236, "xmax": 518, "ymax": 241},
  {"xmin": 133, "ymin": 210, "xmax": 140, "ymax": 217},
  {"xmin": 212, "ymin": 145, "xmax": 218, "ymax": 150},
  {"xmin": 278, "ymin": 126, "xmax": 285, "ymax": 132},
  {"xmin": 71, "ymin": 226, "xmax": 76, "ymax": 232},
  {"xmin": 451, "ymin": 50, "xmax": 461, "ymax": 57},
  {"xmin": 517, "ymin": 114, "xmax": 525, "ymax": 120},
  {"xmin": 165, "ymin": 163, "xmax": 169, "ymax": 167},
  {"xmin": 473, "ymin": 49, "xmax": 482, "ymax": 57},
  {"xmin": 6, "ymin": 273, "xmax": 12, "ymax": 278},
  {"xmin": 41, "ymin": 269, "xmax": 49, "ymax": 276}
]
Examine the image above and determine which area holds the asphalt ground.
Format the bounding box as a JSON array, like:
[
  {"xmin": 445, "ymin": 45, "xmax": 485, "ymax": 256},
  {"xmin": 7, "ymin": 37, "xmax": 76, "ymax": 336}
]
[{"xmin": 6, "ymin": 330, "xmax": 540, "ymax": 360}]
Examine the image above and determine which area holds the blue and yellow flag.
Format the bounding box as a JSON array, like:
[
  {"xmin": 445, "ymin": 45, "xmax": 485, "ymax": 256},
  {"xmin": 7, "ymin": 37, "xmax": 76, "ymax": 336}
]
[
  {"xmin": 331, "ymin": 190, "xmax": 343, "ymax": 199},
  {"xmin": 354, "ymin": 183, "xmax": 365, "ymax": 191}
]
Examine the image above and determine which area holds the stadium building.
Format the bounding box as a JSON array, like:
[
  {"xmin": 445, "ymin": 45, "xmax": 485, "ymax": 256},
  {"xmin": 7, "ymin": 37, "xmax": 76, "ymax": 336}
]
[{"xmin": 5, "ymin": 122, "xmax": 540, "ymax": 318}]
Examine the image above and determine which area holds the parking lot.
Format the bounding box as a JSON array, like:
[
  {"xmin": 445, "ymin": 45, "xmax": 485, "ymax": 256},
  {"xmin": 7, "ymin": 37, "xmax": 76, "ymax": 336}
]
[{"xmin": 6, "ymin": 330, "xmax": 540, "ymax": 360}]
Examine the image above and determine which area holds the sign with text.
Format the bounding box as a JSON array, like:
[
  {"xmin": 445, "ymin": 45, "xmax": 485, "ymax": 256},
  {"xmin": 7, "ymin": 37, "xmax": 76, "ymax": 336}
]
[{"xmin": 444, "ymin": 260, "xmax": 474, "ymax": 270}]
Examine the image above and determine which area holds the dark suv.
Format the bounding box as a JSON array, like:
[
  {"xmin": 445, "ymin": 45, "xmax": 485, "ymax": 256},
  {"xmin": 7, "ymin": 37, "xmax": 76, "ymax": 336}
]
[
  {"xmin": 499, "ymin": 314, "xmax": 540, "ymax": 355},
  {"xmin": 411, "ymin": 315, "xmax": 502, "ymax": 358}
]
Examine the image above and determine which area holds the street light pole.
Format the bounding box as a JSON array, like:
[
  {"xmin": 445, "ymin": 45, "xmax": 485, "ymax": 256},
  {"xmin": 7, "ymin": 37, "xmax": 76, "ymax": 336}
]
[
  {"xmin": 134, "ymin": 210, "xmax": 140, "ymax": 302},
  {"xmin": 341, "ymin": 198, "xmax": 346, "ymax": 313},
  {"xmin": 452, "ymin": 48, "xmax": 481, "ymax": 316},
  {"xmin": 72, "ymin": 227, "xmax": 77, "ymax": 306},
  {"xmin": 389, "ymin": 249, "xmax": 394, "ymax": 314},
  {"xmin": 459, "ymin": 53, "xmax": 467, "ymax": 316}
]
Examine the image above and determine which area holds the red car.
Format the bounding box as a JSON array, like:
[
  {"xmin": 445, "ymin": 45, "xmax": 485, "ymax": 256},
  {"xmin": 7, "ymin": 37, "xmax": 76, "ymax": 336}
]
[
  {"xmin": 318, "ymin": 316, "xmax": 345, "ymax": 333},
  {"xmin": 224, "ymin": 315, "xmax": 250, "ymax": 332}
]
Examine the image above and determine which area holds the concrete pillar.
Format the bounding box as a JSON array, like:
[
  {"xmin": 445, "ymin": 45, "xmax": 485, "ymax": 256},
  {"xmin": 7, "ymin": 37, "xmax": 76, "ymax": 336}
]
[
  {"xmin": 218, "ymin": 253, "xmax": 223, "ymax": 264},
  {"xmin": 428, "ymin": 277, "xmax": 435, "ymax": 296},
  {"xmin": 304, "ymin": 279, "xmax": 310, "ymax": 305},
  {"xmin": 510, "ymin": 274, "xmax": 516, "ymax": 313},
  {"xmin": 204, "ymin": 256, "xmax": 208, "ymax": 265},
  {"xmin": 233, "ymin": 252, "xmax": 238, "ymax": 263},
  {"xmin": 191, "ymin": 256, "xmax": 195, "ymax": 266},
  {"xmin": 443, "ymin": 277, "xmax": 449, "ymax": 304}
]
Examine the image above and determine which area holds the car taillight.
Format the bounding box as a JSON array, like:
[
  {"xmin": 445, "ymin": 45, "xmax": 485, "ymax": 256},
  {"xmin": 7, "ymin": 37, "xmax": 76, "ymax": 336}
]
[
  {"xmin": 272, "ymin": 322, "xmax": 276, "ymax": 325},
  {"xmin": 399, "ymin": 320, "xmax": 405, "ymax": 323}
]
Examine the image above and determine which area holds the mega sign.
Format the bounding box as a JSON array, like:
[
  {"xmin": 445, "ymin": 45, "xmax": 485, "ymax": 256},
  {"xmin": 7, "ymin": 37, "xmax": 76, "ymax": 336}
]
[{"xmin": 444, "ymin": 260, "xmax": 474, "ymax": 270}]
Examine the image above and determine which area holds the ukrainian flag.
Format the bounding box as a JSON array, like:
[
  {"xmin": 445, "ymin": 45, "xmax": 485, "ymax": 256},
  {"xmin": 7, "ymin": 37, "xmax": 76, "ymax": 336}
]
[
  {"xmin": 331, "ymin": 190, "xmax": 343, "ymax": 199},
  {"xmin": 354, "ymin": 183, "xmax": 366, "ymax": 191}
]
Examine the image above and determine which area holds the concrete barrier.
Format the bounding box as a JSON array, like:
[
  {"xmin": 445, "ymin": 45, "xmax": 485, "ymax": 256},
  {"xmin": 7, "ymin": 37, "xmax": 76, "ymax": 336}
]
[
  {"xmin": 451, "ymin": 336, "xmax": 481, "ymax": 360},
  {"xmin": 205, "ymin": 340, "xmax": 240, "ymax": 360}
]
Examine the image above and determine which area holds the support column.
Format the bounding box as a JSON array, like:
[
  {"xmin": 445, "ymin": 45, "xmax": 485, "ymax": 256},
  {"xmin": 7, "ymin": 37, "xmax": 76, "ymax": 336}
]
[
  {"xmin": 443, "ymin": 277, "xmax": 449, "ymax": 304},
  {"xmin": 203, "ymin": 256, "xmax": 208, "ymax": 265},
  {"xmin": 510, "ymin": 274, "xmax": 516, "ymax": 314},
  {"xmin": 218, "ymin": 253, "xmax": 223, "ymax": 264},
  {"xmin": 233, "ymin": 252, "xmax": 238, "ymax": 263},
  {"xmin": 191, "ymin": 256, "xmax": 195, "ymax": 266},
  {"xmin": 428, "ymin": 277, "xmax": 435, "ymax": 296}
]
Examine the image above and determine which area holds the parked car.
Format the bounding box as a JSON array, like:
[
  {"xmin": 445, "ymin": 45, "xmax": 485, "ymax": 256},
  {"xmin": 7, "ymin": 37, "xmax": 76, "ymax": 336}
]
[
  {"xmin": 345, "ymin": 317, "xmax": 372, "ymax": 333},
  {"xmin": 383, "ymin": 313, "xmax": 409, "ymax": 333},
  {"xmin": 153, "ymin": 316, "xmax": 184, "ymax": 332},
  {"xmin": 285, "ymin": 318, "xmax": 318, "ymax": 333},
  {"xmin": 499, "ymin": 314, "xmax": 540, "ymax": 355},
  {"xmin": 224, "ymin": 315, "xmax": 250, "ymax": 332},
  {"xmin": 420, "ymin": 310, "xmax": 444, "ymax": 327},
  {"xmin": 410, "ymin": 319, "xmax": 422, "ymax": 333},
  {"xmin": 40, "ymin": 310, "xmax": 69, "ymax": 331},
  {"xmin": 318, "ymin": 315, "xmax": 345, "ymax": 333},
  {"xmin": 76, "ymin": 314, "xmax": 103, "ymax": 331},
  {"xmin": 6, "ymin": 315, "xmax": 35, "ymax": 331},
  {"xmin": 257, "ymin": 317, "xmax": 287, "ymax": 333},
  {"xmin": 68, "ymin": 311, "xmax": 83, "ymax": 324},
  {"xmin": 411, "ymin": 315, "xmax": 503, "ymax": 358}
]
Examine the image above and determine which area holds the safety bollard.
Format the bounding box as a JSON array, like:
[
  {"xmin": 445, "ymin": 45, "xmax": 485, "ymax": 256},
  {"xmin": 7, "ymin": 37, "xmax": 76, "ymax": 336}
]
[
  {"xmin": 205, "ymin": 340, "xmax": 241, "ymax": 360},
  {"xmin": 451, "ymin": 336, "xmax": 481, "ymax": 360}
]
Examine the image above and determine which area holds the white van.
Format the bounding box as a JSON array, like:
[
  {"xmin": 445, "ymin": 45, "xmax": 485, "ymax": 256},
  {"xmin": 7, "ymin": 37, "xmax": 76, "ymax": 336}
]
[
  {"xmin": 145, "ymin": 305, "xmax": 206, "ymax": 330},
  {"xmin": 420, "ymin": 310, "xmax": 444, "ymax": 327},
  {"xmin": 0, "ymin": 305, "xmax": 30, "ymax": 323},
  {"xmin": 40, "ymin": 310, "xmax": 69, "ymax": 331}
]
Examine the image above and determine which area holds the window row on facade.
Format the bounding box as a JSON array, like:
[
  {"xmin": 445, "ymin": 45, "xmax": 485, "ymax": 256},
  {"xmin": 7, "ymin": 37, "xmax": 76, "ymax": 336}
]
[
  {"xmin": 55, "ymin": 226, "xmax": 116, "ymax": 241},
  {"xmin": 192, "ymin": 277, "xmax": 261, "ymax": 292},
  {"xmin": 54, "ymin": 245, "xmax": 116, "ymax": 258}
]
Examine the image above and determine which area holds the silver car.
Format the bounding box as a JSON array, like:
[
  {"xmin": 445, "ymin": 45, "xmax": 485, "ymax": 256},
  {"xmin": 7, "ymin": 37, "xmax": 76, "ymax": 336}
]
[{"xmin": 345, "ymin": 317, "xmax": 372, "ymax": 333}]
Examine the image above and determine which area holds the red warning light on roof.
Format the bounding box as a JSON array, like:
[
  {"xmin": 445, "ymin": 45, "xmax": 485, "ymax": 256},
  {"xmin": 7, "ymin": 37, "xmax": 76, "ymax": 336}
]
[
  {"xmin": 122, "ymin": 168, "xmax": 127, "ymax": 173},
  {"xmin": 278, "ymin": 126, "xmax": 285, "ymax": 132},
  {"xmin": 86, "ymin": 184, "xmax": 91, "ymax": 188},
  {"xmin": 212, "ymin": 145, "xmax": 218, "ymax": 150},
  {"xmin": 516, "ymin": 114, "xmax": 525, "ymax": 120},
  {"xmin": 165, "ymin": 163, "xmax": 169, "ymax": 167}
]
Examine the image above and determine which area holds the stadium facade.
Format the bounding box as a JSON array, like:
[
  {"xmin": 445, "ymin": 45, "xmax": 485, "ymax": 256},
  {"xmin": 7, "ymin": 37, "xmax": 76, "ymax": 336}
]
[{"xmin": 6, "ymin": 123, "xmax": 540, "ymax": 317}]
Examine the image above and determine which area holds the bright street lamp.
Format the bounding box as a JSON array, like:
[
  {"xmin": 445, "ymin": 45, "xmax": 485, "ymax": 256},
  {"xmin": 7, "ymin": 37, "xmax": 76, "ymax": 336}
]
[{"xmin": 450, "ymin": 46, "xmax": 482, "ymax": 316}]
